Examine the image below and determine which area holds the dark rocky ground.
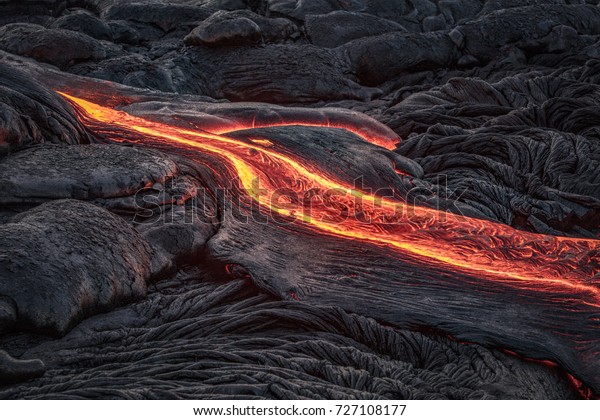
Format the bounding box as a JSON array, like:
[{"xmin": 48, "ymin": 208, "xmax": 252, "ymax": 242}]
[{"xmin": 1, "ymin": 0, "xmax": 599, "ymax": 399}]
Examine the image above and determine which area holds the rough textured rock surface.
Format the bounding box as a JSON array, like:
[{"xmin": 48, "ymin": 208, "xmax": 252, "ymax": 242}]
[
  {"xmin": 174, "ymin": 44, "xmax": 378, "ymax": 102},
  {"xmin": 101, "ymin": 1, "xmax": 213, "ymax": 32},
  {"xmin": 0, "ymin": 278, "xmax": 582, "ymax": 399},
  {"xmin": 0, "ymin": 23, "xmax": 106, "ymax": 68},
  {"xmin": 0, "ymin": 142, "xmax": 219, "ymax": 274},
  {"xmin": 0, "ymin": 350, "xmax": 45, "ymax": 385},
  {"xmin": 1, "ymin": 0, "xmax": 599, "ymax": 400},
  {"xmin": 0, "ymin": 144, "xmax": 180, "ymax": 205},
  {"xmin": 0, "ymin": 199, "xmax": 157, "ymax": 335},
  {"xmin": 340, "ymin": 31, "xmax": 459, "ymax": 86},
  {"xmin": 50, "ymin": 10, "xmax": 113, "ymax": 41},
  {"xmin": 0, "ymin": 63, "xmax": 91, "ymax": 154},
  {"xmin": 184, "ymin": 10, "xmax": 262, "ymax": 46},
  {"xmin": 305, "ymin": 11, "xmax": 406, "ymax": 48}
]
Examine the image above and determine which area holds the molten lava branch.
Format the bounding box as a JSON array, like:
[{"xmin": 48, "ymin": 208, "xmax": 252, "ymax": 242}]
[{"xmin": 59, "ymin": 92, "xmax": 600, "ymax": 307}]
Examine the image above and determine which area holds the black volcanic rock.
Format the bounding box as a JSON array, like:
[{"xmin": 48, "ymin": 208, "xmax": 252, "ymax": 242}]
[
  {"xmin": 185, "ymin": 9, "xmax": 297, "ymax": 46},
  {"xmin": 0, "ymin": 23, "xmax": 106, "ymax": 68},
  {"xmin": 185, "ymin": 11, "xmax": 262, "ymax": 46},
  {"xmin": 0, "ymin": 0, "xmax": 67, "ymax": 18},
  {"xmin": 481, "ymin": 0, "xmax": 567, "ymax": 14},
  {"xmin": 0, "ymin": 142, "xmax": 219, "ymax": 277},
  {"xmin": 3, "ymin": 135, "xmax": 219, "ymax": 267},
  {"xmin": 267, "ymin": 0, "xmax": 361, "ymax": 21},
  {"xmin": 0, "ymin": 279, "xmax": 582, "ymax": 399},
  {"xmin": 1, "ymin": 0, "xmax": 600, "ymax": 400},
  {"xmin": 50, "ymin": 10, "xmax": 113, "ymax": 41},
  {"xmin": 0, "ymin": 144, "xmax": 179, "ymax": 204},
  {"xmin": 0, "ymin": 199, "xmax": 156, "ymax": 335},
  {"xmin": 340, "ymin": 31, "xmax": 459, "ymax": 85},
  {"xmin": 0, "ymin": 350, "xmax": 45, "ymax": 385},
  {"xmin": 422, "ymin": 14, "xmax": 450, "ymax": 31},
  {"xmin": 70, "ymin": 53, "xmax": 151, "ymax": 84},
  {"xmin": 107, "ymin": 19, "xmax": 141, "ymax": 44},
  {"xmin": 438, "ymin": 0, "xmax": 483, "ymax": 24},
  {"xmin": 385, "ymin": 71, "xmax": 600, "ymax": 237},
  {"xmin": 248, "ymin": 13, "xmax": 298, "ymax": 42},
  {"xmin": 453, "ymin": 5, "xmax": 600, "ymax": 62},
  {"xmin": 102, "ymin": 1, "xmax": 214, "ymax": 32},
  {"xmin": 179, "ymin": 44, "xmax": 380, "ymax": 101},
  {"xmin": 266, "ymin": 0, "xmax": 423, "ymax": 23},
  {"xmin": 0, "ymin": 296, "xmax": 16, "ymax": 334},
  {"xmin": 305, "ymin": 11, "xmax": 406, "ymax": 48},
  {"xmin": 0, "ymin": 62, "xmax": 90, "ymax": 155}
]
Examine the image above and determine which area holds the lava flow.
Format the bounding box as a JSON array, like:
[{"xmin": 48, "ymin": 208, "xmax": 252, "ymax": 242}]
[{"xmin": 60, "ymin": 93, "xmax": 600, "ymax": 307}]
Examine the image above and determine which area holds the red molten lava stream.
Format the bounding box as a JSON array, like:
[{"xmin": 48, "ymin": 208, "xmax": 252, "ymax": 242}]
[{"xmin": 60, "ymin": 93, "xmax": 600, "ymax": 308}]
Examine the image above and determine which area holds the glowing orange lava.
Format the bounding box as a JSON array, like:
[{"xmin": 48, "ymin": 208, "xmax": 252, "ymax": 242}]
[{"xmin": 60, "ymin": 93, "xmax": 600, "ymax": 307}]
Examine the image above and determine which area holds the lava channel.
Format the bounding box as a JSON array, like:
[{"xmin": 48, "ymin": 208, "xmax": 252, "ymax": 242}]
[{"xmin": 60, "ymin": 93, "xmax": 600, "ymax": 309}]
